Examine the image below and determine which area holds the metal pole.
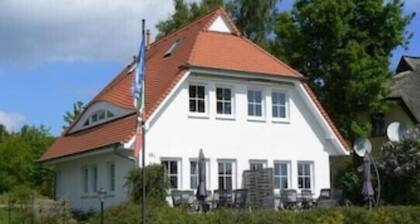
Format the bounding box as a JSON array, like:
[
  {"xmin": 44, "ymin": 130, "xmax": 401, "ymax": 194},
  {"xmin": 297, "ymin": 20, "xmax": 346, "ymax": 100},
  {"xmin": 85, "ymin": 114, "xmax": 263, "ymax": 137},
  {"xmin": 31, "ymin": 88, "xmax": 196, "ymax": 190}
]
[
  {"xmin": 100, "ymin": 201, "xmax": 104, "ymax": 224},
  {"xmin": 141, "ymin": 18, "xmax": 147, "ymax": 224},
  {"xmin": 368, "ymin": 153, "xmax": 381, "ymax": 207}
]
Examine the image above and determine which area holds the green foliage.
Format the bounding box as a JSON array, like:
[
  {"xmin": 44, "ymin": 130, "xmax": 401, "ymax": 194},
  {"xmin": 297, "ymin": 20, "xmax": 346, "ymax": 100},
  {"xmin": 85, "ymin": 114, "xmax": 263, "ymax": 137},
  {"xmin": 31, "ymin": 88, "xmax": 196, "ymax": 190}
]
[
  {"xmin": 155, "ymin": 0, "xmax": 279, "ymax": 46},
  {"xmin": 378, "ymin": 125, "xmax": 420, "ymax": 205},
  {"xmin": 272, "ymin": 0, "xmax": 415, "ymax": 139},
  {"xmin": 126, "ymin": 164, "xmax": 169, "ymax": 206},
  {"xmin": 337, "ymin": 168, "xmax": 363, "ymax": 205},
  {"xmin": 0, "ymin": 125, "xmax": 55, "ymax": 195},
  {"xmin": 63, "ymin": 100, "xmax": 84, "ymax": 130},
  {"xmin": 90, "ymin": 203, "xmax": 420, "ymax": 224}
]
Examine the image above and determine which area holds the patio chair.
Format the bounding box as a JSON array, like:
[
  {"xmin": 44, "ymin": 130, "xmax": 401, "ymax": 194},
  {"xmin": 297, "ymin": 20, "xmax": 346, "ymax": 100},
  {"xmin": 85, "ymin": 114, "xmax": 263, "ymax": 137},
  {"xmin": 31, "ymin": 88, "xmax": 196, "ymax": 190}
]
[
  {"xmin": 213, "ymin": 190, "xmax": 233, "ymax": 208},
  {"xmin": 232, "ymin": 189, "xmax": 248, "ymax": 209},
  {"xmin": 280, "ymin": 189, "xmax": 298, "ymax": 210},
  {"xmin": 171, "ymin": 190, "xmax": 182, "ymax": 207},
  {"xmin": 300, "ymin": 189, "xmax": 314, "ymax": 209},
  {"xmin": 316, "ymin": 188, "xmax": 338, "ymax": 208}
]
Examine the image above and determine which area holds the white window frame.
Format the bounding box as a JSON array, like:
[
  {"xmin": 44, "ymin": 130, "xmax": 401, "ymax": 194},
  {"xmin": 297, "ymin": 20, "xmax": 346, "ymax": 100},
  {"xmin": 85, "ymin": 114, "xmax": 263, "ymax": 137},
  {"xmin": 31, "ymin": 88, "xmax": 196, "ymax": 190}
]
[
  {"xmin": 189, "ymin": 158, "xmax": 211, "ymax": 190},
  {"xmin": 274, "ymin": 161, "xmax": 291, "ymax": 190},
  {"xmin": 215, "ymin": 85, "xmax": 235, "ymax": 119},
  {"xmin": 297, "ymin": 161, "xmax": 314, "ymax": 191},
  {"xmin": 249, "ymin": 159, "xmax": 268, "ymax": 171},
  {"xmin": 188, "ymin": 83, "xmax": 209, "ymax": 118},
  {"xmin": 107, "ymin": 162, "xmax": 116, "ymax": 192},
  {"xmin": 271, "ymin": 90, "xmax": 290, "ymax": 123},
  {"xmin": 247, "ymin": 87, "xmax": 265, "ymax": 121},
  {"xmin": 217, "ymin": 159, "xmax": 236, "ymax": 190},
  {"xmin": 161, "ymin": 158, "xmax": 182, "ymax": 189}
]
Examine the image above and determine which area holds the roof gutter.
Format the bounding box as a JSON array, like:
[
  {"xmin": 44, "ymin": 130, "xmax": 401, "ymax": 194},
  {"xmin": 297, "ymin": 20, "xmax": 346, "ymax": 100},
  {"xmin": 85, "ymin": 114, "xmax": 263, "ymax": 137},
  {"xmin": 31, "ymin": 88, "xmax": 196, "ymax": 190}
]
[{"xmin": 112, "ymin": 143, "xmax": 137, "ymax": 167}]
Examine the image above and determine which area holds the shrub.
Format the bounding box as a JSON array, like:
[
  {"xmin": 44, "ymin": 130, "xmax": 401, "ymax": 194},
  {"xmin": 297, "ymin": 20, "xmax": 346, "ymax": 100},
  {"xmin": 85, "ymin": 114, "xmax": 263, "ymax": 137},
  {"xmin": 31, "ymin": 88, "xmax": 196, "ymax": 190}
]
[
  {"xmin": 377, "ymin": 125, "xmax": 420, "ymax": 205},
  {"xmin": 126, "ymin": 164, "xmax": 169, "ymax": 206},
  {"xmin": 89, "ymin": 203, "xmax": 420, "ymax": 224}
]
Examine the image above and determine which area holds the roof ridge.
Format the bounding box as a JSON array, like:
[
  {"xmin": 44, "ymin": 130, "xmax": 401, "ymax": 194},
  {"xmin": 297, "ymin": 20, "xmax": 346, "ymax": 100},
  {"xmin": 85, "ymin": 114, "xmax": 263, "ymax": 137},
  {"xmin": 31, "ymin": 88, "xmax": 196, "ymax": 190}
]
[
  {"xmin": 201, "ymin": 7, "xmax": 241, "ymax": 36},
  {"xmin": 149, "ymin": 7, "xmax": 224, "ymax": 48},
  {"xmin": 239, "ymin": 36, "xmax": 302, "ymax": 77},
  {"xmin": 63, "ymin": 60, "xmax": 136, "ymax": 135}
]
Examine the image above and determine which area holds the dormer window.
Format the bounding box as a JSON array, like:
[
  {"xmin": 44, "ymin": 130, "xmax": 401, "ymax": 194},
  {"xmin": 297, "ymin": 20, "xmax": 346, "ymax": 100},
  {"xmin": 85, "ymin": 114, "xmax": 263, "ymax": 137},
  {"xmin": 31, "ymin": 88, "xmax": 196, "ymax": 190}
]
[
  {"xmin": 164, "ymin": 38, "xmax": 181, "ymax": 57},
  {"xmin": 83, "ymin": 110, "xmax": 116, "ymax": 127}
]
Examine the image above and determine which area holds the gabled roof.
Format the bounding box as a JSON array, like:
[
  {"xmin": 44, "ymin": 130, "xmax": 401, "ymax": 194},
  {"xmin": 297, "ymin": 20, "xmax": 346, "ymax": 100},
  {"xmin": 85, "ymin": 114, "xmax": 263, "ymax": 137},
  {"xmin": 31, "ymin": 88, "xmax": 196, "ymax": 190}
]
[
  {"xmin": 40, "ymin": 114, "xmax": 137, "ymax": 162},
  {"xmin": 41, "ymin": 7, "xmax": 347, "ymax": 162},
  {"xmin": 388, "ymin": 56, "xmax": 420, "ymax": 123}
]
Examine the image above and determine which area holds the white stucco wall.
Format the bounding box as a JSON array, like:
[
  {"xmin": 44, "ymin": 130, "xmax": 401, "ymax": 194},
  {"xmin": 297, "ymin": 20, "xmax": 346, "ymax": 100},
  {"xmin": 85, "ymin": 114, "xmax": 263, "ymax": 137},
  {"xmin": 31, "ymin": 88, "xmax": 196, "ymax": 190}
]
[
  {"xmin": 145, "ymin": 73, "xmax": 338, "ymax": 197},
  {"xmin": 55, "ymin": 149, "xmax": 135, "ymax": 211}
]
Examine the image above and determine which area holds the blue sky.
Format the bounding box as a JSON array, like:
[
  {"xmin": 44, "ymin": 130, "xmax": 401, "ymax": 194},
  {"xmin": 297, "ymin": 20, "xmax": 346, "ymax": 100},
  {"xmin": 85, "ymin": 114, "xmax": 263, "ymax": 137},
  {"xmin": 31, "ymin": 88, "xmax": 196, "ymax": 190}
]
[{"xmin": 0, "ymin": 0, "xmax": 419, "ymax": 136}]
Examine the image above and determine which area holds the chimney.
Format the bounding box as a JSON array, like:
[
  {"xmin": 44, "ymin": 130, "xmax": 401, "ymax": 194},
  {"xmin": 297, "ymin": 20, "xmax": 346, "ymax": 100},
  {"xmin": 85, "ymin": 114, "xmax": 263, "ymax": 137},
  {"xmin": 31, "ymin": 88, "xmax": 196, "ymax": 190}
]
[{"xmin": 146, "ymin": 29, "xmax": 151, "ymax": 48}]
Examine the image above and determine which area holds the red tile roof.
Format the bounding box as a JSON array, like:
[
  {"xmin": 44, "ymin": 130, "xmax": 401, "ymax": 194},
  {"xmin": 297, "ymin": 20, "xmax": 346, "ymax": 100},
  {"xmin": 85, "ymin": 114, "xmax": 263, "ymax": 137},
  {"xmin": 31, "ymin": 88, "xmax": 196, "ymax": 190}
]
[
  {"xmin": 40, "ymin": 114, "xmax": 137, "ymax": 162},
  {"xmin": 40, "ymin": 7, "xmax": 348, "ymax": 162}
]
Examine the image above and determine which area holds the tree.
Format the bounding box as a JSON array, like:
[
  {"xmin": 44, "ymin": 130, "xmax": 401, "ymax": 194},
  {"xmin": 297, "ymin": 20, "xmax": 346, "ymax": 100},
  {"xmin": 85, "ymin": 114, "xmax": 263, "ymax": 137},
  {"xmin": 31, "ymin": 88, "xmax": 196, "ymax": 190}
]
[
  {"xmin": 0, "ymin": 125, "xmax": 55, "ymax": 194},
  {"xmin": 63, "ymin": 101, "xmax": 84, "ymax": 130},
  {"xmin": 0, "ymin": 124, "xmax": 9, "ymax": 142},
  {"xmin": 155, "ymin": 0, "xmax": 280, "ymax": 46},
  {"xmin": 272, "ymin": 0, "xmax": 414, "ymax": 138},
  {"xmin": 378, "ymin": 126, "xmax": 420, "ymax": 205}
]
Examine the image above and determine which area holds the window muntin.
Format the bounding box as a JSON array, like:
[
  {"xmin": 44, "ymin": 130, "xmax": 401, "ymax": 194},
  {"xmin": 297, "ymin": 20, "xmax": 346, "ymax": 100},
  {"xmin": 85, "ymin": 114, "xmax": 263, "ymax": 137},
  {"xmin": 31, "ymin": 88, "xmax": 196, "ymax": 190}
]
[
  {"xmin": 298, "ymin": 162, "xmax": 313, "ymax": 190},
  {"xmin": 108, "ymin": 162, "xmax": 116, "ymax": 192},
  {"xmin": 272, "ymin": 92, "xmax": 287, "ymax": 119},
  {"xmin": 247, "ymin": 89, "xmax": 263, "ymax": 117},
  {"xmin": 218, "ymin": 161, "xmax": 233, "ymax": 190},
  {"xmin": 190, "ymin": 161, "xmax": 198, "ymax": 189},
  {"xmin": 189, "ymin": 85, "xmax": 206, "ymax": 113},
  {"xmin": 274, "ymin": 162, "xmax": 290, "ymax": 189},
  {"xmin": 216, "ymin": 87, "xmax": 232, "ymax": 115},
  {"xmin": 162, "ymin": 160, "xmax": 179, "ymax": 189}
]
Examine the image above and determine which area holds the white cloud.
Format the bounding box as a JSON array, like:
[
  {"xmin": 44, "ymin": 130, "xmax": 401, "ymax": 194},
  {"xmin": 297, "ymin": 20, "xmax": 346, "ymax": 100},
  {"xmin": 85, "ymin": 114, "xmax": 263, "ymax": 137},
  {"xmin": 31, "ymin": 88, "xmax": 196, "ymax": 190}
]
[
  {"xmin": 0, "ymin": 0, "xmax": 178, "ymax": 66},
  {"xmin": 0, "ymin": 111, "xmax": 25, "ymax": 132}
]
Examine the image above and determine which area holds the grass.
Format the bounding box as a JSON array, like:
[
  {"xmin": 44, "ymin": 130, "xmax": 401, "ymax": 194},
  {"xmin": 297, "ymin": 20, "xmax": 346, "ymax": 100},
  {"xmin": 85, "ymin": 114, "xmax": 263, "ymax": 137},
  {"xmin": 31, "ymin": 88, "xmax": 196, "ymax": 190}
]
[{"xmin": 0, "ymin": 207, "xmax": 22, "ymax": 224}]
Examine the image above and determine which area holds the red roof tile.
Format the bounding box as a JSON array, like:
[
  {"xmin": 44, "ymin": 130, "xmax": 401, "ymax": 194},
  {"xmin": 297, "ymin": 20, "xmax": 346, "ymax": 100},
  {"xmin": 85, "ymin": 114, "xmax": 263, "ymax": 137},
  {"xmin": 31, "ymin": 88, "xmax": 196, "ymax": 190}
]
[
  {"xmin": 41, "ymin": 7, "xmax": 348, "ymax": 161},
  {"xmin": 41, "ymin": 114, "xmax": 137, "ymax": 162}
]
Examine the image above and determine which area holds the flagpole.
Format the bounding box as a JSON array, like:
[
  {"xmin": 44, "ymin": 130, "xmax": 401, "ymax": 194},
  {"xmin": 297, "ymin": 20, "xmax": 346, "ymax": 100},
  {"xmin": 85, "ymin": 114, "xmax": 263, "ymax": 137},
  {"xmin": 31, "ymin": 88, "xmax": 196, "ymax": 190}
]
[{"xmin": 140, "ymin": 18, "xmax": 147, "ymax": 224}]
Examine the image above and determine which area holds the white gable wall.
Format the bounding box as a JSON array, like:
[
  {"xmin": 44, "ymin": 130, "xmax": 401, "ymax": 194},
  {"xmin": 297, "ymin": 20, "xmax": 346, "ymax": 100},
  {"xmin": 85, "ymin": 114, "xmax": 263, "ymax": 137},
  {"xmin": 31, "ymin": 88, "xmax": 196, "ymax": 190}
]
[
  {"xmin": 54, "ymin": 148, "xmax": 134, "ymax": 211},
  {"xmin": 208, "ymin": 16, "xmax": 233, "ymax": 33},
  {"xmin": 145, "ymin": 72, "xmax": 338, "ymax": 197}
]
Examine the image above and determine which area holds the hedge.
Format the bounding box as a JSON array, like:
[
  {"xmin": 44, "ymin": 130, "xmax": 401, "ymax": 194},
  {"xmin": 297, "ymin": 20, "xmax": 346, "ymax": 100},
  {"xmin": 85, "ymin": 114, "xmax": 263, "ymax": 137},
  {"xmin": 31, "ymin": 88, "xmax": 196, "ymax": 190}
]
[{"xmin": 89, "ymin": 203, "xmax": 420, "ymax": 224}]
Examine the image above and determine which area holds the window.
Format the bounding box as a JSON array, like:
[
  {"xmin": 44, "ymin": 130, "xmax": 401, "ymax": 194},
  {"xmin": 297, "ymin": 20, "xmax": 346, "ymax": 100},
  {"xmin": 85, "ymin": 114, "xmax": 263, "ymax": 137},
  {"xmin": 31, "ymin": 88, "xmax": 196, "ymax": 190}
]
[
  {"xmin": 92, "ymin": 165, "xmax": 98, "ymax": 193},
  {"xmin": 371, "ymin": 113, "xmax": 385, "ymax": 137},
  {"xmin": 272, "ymin": 92, "xmax": 287, "ymax": 119},
  {"xmin": 190, "ymin": 161, "xmax": 198, "ymax": 189},
  {"xmin": 108, "ymin": 162, "xmax": 116, "ymax": 192},
  {"xmin": 274, "ymin": 162, "xmax": 290, "ymax": 189},
  {"xmin": 83, "ymin": 110, "xmax": 116, "ymax": 127},
  {"xmin": 247, "ymin": 89, "xmax": 263, "ymax": 117},
  {"xmin": 216, "ymin": 87, "xmax": 232, "ymax": 115},
  {"xmin": 162, "ymin": 160, "xmax": 179, "ymax": 189},
  {"xmin": 249, "ymin": 160, "xmax": 267, "ymax": 171},
  {"xmin": 82, "ymin": 167, "xmax": 89, "ymax": 193},
  {"xmin": 164, "ymin": 38, "xmax": 181, "ymax": 57},
  {"xmin": 189, "ymin": 85, "xmax": 206, "ymax": 113},
  {"xmin": 218, "ymin": 161, "xmax": 234, "ymax": 190},
  {"xmin": 298, "ymin": 162, "xmax": 313, "ymax": 190}
]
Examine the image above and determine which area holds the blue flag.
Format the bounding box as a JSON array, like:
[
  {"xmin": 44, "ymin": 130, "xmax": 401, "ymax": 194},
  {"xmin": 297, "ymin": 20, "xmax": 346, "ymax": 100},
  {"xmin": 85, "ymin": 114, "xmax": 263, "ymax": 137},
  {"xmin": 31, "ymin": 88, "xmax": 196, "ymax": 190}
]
[{"xmin": 133, "ymin": 31, "xmax": 146, "ymax": 112}]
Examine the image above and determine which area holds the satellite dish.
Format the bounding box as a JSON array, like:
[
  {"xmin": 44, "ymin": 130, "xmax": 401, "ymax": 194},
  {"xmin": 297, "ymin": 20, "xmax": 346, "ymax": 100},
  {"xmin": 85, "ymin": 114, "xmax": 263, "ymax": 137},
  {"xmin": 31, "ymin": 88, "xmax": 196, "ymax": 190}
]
[
  {"xmin": 386, "ymin": 122, "xmax": 406, "ymax": 142},
  {"xmin": 353, "ymin": 138, "xmax": 372, "ymax": 157}
]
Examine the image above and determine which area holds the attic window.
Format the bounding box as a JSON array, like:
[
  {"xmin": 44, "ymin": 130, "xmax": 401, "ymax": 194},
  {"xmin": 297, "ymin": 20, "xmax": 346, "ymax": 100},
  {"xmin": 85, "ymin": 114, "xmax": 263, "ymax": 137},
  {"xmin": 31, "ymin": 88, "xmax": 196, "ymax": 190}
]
[
  {"xmin": 83, "ymin": 110, "xmax": 115, "ymax": 127},
  {"xmin": 164, "ymin": 38, "xmax": 181, "ymax": 57}
]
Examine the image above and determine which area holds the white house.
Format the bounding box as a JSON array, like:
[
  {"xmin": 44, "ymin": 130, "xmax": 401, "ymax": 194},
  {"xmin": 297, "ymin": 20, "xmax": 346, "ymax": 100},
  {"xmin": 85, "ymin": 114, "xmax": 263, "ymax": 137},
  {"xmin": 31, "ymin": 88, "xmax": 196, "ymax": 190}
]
[{"xmin": 40, "ymin": 8, "xmax": 350, "ymax": 211}]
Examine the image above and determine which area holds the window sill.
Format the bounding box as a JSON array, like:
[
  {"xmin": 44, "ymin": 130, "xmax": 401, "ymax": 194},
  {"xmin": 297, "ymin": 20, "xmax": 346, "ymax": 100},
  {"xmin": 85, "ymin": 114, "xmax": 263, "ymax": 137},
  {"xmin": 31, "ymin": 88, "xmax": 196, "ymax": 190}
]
[
  {"xmin": 215, "ymin": 115, "xmax": 235, "ymax": 121},
  {"xmin": 247, "ymin": 117, "xmax": 266, "ymax": 122},
  {"xmin": 272, "ymin": 118, "xmax": 290, "ymax": 124},
  {"xmin": 188, "ymin": 113, "xmax": 209, "ymax": 119}
]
